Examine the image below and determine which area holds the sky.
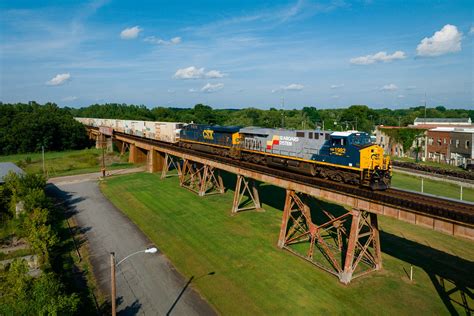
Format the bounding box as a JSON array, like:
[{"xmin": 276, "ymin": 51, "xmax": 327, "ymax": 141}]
[{"xmin": 0, "ymin": 0, "xmax": 473, "ymax": 109}]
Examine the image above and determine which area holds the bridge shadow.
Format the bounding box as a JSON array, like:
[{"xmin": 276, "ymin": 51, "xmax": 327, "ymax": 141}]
[
  {"xmin": 218, "ymin": 171, "xmax": 473, "ymax": 314},
  {"xmin": 381, "ymin": 231, "xmax": 473, "ymax": 315}
]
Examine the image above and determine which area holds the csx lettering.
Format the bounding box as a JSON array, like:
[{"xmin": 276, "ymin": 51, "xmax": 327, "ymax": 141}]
[{"xmin": 203, "ymin": 130, "xmax": 214, "ymax": 140}]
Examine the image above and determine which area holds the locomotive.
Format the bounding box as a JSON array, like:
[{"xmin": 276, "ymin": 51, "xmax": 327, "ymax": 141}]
[
  {"xmin": 74, "ymin": 117, "xmax": 392, "ymax": 190},
  {"xmin": 179, "ymin": 124, "xmax": 392, "ymax": 190}
]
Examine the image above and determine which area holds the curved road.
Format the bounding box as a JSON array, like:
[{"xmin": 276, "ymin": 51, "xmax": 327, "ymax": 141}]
[{"xmin": 47, "ymin": 169, "xmax": 216, "ymax": 315}]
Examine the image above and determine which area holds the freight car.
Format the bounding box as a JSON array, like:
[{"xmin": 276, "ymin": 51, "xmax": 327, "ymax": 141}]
[
  {"xmin": 74, "ymin": 118, "xmax": 184, "ymax": 143},
  {"xmin": 179, "ymin": 124, "xmax": 391, "ymax": 190}
]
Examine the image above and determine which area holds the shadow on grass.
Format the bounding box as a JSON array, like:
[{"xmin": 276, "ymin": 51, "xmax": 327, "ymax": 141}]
[
  {"xmin": 217, "ymin": 171, "xmax": 473, "ymax": 314},
  {"xmin": 381, "ymin": 231, "xmax": 473, "ymax": 315}
]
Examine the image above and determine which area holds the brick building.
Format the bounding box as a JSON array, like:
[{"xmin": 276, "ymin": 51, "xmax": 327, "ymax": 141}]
[
  {"xmin": 449, "ymin": 129, "xmax": 474, "ymax": 166},
  {"xmin": 426, "ymin": 128, "xmax": 452, "ymax": 163}
]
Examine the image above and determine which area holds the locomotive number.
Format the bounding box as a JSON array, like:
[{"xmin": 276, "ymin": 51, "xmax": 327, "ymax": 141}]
[
  {"xmin": 203, "ymin": 129, "xmax": 214, "ymax": 140},
  {"xmin": 330, "ymin": 147, "xmax": 346, "ymax": 156}
]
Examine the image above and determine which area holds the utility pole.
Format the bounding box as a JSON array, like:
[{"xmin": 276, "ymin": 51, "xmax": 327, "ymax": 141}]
[
  {"xmin": 280, "ymin": 96, "xmax": 285, "ymax": 128},
  {"xmin": 424, "ymin": 92, "xmax": 427, "ymax": 124},
  {"xmin": 42, "ymin": 145, "xmax": 45, "ymax": 176},
  {"xmin": 101, "ymin": 135, "xmax": 106, "ymax": 177},
  {"xmin": 110, "ymin": 252, "xmax": 116, "ymax": 316}
]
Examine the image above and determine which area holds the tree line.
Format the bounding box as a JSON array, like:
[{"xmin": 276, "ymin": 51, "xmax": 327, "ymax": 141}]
[
  {"xmin": 69, "ymin": 103, "xmax": 473, "ymax": 133},
  {"xmin": 1, "ymin": 102, "xmax": 472, "ymax": 156},
  {"xmin": 0, "ymin": 102, "xmax": 91, "ymax": 155}
]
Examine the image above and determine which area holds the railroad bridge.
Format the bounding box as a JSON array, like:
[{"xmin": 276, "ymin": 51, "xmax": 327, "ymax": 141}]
[{"xmin": 87, "ymin": 126, "xmax": 474, "ymax": 284}]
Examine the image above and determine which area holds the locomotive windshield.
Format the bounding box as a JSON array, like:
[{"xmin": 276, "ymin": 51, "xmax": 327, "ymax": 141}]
[{"xmin": 351, "ymin": 133, "xmax": 371, "ymax": 146}]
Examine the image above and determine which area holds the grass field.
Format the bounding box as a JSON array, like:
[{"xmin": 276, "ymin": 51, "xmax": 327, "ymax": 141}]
[
  {"xmin": 393, "ymin": 156, "xmax": 469, "ymax": 173},
  {"xmin": 0, "ymin": 148, "xmax": 136, "ymax": 177},
  {"xmin": 101, "ymin": 173, "xmax": 474, "ymax": 315},
  {"xmin": 392, "ymin": 172, "xmax": 474, "ymax": 202}
]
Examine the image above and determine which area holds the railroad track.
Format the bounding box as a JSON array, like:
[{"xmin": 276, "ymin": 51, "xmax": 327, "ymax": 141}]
[{"xmin": 114, "ymin": 130, "xmax": 474, "ymax": 226}]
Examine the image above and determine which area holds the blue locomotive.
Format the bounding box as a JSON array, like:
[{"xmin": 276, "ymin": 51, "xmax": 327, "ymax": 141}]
[{"xmin": 179, "ymin": 124, "xmax": 391, "ymax": 190}]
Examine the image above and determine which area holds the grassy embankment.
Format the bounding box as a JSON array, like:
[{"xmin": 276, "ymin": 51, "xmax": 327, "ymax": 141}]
[
  {"xmin": 101, "ymin": 172, "xmax": 473, "ymax": 315},
  {"xmin": 0, "ymin": 148, "xmax": 136, "ymax": 177},
  {"xmin": 393, "ymin": 156, "xmax": 469, "ymax": 172},
  {"xmin": 392, "ymin": 172, "xmax": 474, "ymax": 202}
]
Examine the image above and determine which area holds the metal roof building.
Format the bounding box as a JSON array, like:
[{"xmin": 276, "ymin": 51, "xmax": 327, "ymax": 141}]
[
  {"xmin": 413, "ymin": 117, "xmax": 472, "ymax": 126},
  {"xmin": 0, "ymin": 162, "xmax": 25, "ymax": 183}
]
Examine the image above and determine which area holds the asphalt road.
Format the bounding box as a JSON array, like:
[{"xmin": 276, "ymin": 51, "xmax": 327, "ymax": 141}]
[{"xmin": 47, "ymin": 171, "xmax": 216, "ymax": 315}]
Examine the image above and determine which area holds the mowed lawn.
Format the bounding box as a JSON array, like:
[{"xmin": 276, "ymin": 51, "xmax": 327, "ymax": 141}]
[
  {"xmin": 101, "ymin": 173, "xmax": 474, "ymax": 315},
  {"xmin": 392, "ymin": 172, "xmax": 474, "ymax": 202},
  {"xmin": 0, "ymin": 148, "xmax": 135, "ymax": 177}
]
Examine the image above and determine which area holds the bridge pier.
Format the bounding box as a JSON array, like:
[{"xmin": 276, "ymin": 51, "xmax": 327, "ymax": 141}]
[
  {"xmin": 179, "ymin": 159, "xmax": 224, "ymax": 196},
  {"xmin": 278, "ymin": 190, "xmax": 382, "ymax": 284},
  {"xmin": 231, "ymin": 175, "xmax": 263, "ymax": 214},
  {"xmin": 95, "ymin": 134, "xmax": 113, "ymax": 152},
  {"xmin": 161, "ymin": 153, "xmax": 182, "ymax": 179},
  {"xmin": 129, "ymin": 144, "xmax": 147, "ymax": 164},
  {"xmin": 147, "ymin": 150, "xmax": 165, "ymax": 173}
]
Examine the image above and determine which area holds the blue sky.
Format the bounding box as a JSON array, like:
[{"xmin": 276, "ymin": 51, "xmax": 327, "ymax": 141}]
[{"xmin": 0, "ymin": 0, "xmax": 472, "ymax": 109}]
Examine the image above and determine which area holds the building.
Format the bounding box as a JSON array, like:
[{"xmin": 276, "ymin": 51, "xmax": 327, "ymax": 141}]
[
  {"xmin": 375, "ymin": 117, "xmax": 474, "ymax": 163},
  {"xmin": 374, "ymin": 126, "xmax": 426, "ymax": 159},
  {"xmin": 0, "ymin": 162, "xmax": 25, "ymax": 184},
  {"xmin": 413, "ymin": 117, "xmax": 472, "ymax": 126},
  {"xmin": 449, "ymin": 129, "xmax": 474, "ymax": 166},
  {"xmin": 375, "ymin": 126, "xmax": 405, "ymax": 157},
  {"xmin": 426, "ymin": 127, "xmax": 452, "ymax": 163}
]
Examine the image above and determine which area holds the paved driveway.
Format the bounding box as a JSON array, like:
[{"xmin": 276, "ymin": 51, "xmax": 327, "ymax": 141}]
[{"xmin": 47, "ymin": 171, "xmax": 216, "ymax": 315}]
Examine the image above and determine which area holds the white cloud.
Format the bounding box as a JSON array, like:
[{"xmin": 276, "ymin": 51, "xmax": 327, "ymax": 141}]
[
  {"xmin": 330, "ymin": 84, "xmax": 344, "ymax": 89},
  {"xmin": 205, "ymin": 70, "xmax": 225, "ymax": 78},
  {"xmin": 397, "ymin": 95, "xmax": 405, "ymax": 98},
  {"xmin": 174, "ymin": 66, "xmax": 205, "ymax": 79},
  {"xmin": 380, "ymin": 83, "xmax": 398, "ymax": 91},
  {"xmin": 201, "ymin": 83, "xmax": 224, "ymax": 93},
  {"xmin": 120, "ymin": 26, "xmax": 142, "ymax": 39},
  {"xmin": 189, "ymin": 88, "xmax": 198, "ymax": 93},
  {"xmin": 61, "ymin": 96, "xmax": 77, "ymax": 102},
  {"xmin": 416, "ymin": 24, "xmax": 462, "ymax": 57},
  {"xmin": 331, "ymin": 95, "xmax": 340, "ymax": 99},
  {"xmin": 170, "ymin": 37, "xmax": 181, "ymax": 44},
  {"xmin": 173, "ymin": 66, "xmax": 226, "ymax": 79},
  {"xmin": 272, "ymin": 83, "xmax": 304, "ymax": 93},
  {"xmin": 46, "ymin": 73, "xmax": 71, "ymax": 86},
  {"xmin": 350, "ymin": 51, "xmax": 406, "ymax": 65},
  {"xmin": 284, "ymin": 83, "xmax": 304, "ymax": 91},
  {"xmin": 469, "ymin": 26, "xmax": 474, "ymax": 35},
  {"xmin": 145, "ymin": 36, "xmax": 181, "ymax": 45}
]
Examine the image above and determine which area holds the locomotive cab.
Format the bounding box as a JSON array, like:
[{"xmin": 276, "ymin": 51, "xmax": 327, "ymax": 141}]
[{"xmin": 319, "ymin": 131, "xmax": 391, "ymax": 190}]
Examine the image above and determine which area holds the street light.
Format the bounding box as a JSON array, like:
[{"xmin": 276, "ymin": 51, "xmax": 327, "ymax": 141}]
[{"xmin": 110, "ymin": 247, "xmax": 158, "ymax": 315}]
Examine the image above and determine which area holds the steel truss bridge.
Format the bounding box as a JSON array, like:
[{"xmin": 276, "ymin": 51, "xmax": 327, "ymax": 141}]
[{"xmin": 88, "ymin": 127, "xmax": 474, "ymax": 285}]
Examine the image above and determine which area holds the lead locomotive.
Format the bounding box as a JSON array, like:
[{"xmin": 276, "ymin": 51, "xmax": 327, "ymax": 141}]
[{"xmin": 179, "ymin": 124, "xmax": 392, "ymax": 190}]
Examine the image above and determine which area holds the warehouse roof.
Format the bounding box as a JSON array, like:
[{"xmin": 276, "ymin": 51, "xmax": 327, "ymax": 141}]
[
  {"xmin": 414, "ymin": 117, "xmax": 472, "ymax": 125},
  {"xmin": 0, "ymin": 162, "xmax": 25, "ymax": 184}
]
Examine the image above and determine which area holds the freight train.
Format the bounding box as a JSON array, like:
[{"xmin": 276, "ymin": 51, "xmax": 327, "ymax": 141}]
[{"xmin": 75, "ymin": 118, "xmax": 392, "ymax": 190}]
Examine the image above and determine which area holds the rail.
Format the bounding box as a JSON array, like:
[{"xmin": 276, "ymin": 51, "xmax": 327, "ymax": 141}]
[{"xmin": 109, "ymin": 130, "xmax": 474, "ymax": 228}]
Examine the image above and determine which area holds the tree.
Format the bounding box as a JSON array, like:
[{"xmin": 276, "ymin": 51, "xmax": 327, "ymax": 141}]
[
  {"xmin": 24, "ymin": 208, "xmax": 59, "ymax": 262},
  {"xmin": 0, "ymin": 260, "xmax": 79, "ymax": 315}
]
